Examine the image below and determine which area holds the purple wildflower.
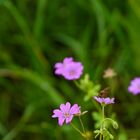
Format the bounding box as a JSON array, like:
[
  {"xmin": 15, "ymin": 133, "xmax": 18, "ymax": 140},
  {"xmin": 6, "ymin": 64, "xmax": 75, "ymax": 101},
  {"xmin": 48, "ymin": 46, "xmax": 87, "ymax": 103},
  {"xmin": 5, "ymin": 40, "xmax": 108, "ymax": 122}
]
[
  {"xmin": 54, "ymin": 57, "xmax": 83, "ymax": 80},
  {"xmin": 63, "ymin": 62, "xmax": 83, "ymax": 80},
  {"xmin": 128, "ymin": 77, "xmax": 140, "ymax": 95},
  {"xmin": 52, "ymin": 102, "xmax": 81, "ymax": 126},
  {"xmin": 94, "ymin": 96, "xmax": 115, "ymax": 105},
  {"xmin": 54, "ymin": 57, "xmax": 73, "ymax": 75}
]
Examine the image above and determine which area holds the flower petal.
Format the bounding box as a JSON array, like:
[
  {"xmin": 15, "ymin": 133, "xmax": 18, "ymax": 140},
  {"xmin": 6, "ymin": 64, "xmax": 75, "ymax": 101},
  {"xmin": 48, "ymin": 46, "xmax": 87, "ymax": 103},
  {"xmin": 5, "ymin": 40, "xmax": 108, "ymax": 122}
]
[
  {"xmin": 58, "ymin": 117, "xmax": 65, "ymax": 126},
  {"xmin": 62, "ymin": 62, "xmax": 83, "ymax": 80},
  {"xmin": 54, "ymin": 62, "xmax": 63, "ymax": 69},
  {"xmin": 94, "ymin": 96, "xmax": 115, "ymax": 105},
  {"xmin": 94, "ymin": 97, "xmax": 102, "ymax": 103},
  {"xmin": 70, "ymin": 104, "xmax": 80, "ymax": 115},
  {"xmin": 110, "ymin": 98, "xmax": 115, "ymax": 104},
  {"xmin": 65, "ymin": 102, "xmax": 71, "ymax": 111},
  {"xmin": 128, "ymin": 77, "xmax": 140, "ymax": 95},
  {"xmin": 66, "ymin": 115, "xmax": 73, "ymax": 124},
  {"xmin": 104, "ymin": 98, "xmax": 110, "ymax": 104},
  {"xmin": 60, "ymin": 103, "xmax": 66, "ymax": 112},
  {"xmin": 52, "ymin": 109, "xmax": 62, "ymax": 118},
  {"xmin": 63, "ymin": 57, "xmax": 73, "ymax": 64}
]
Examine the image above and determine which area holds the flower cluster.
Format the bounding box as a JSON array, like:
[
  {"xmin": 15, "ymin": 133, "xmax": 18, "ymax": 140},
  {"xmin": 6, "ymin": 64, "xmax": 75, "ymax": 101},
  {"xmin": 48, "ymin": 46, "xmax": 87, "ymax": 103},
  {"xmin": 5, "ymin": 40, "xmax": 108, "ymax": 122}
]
[
  {"xmin": 54, "ymin": 57, "xmax": 83, "ymax": 80},
  {"xmin": 52, "ymin": 102, "xmax": 81, "ymax": 126},
  {"xmin": 53, "ymin": 57, "xmax": 118, "ymax": 139},
  {"xmin": 94, "ymin": 96, "xmax": 115, "ymax": 105},
  {"xmin": 128, "ymin": 77, "xmax": 140, "ymax": 95}
]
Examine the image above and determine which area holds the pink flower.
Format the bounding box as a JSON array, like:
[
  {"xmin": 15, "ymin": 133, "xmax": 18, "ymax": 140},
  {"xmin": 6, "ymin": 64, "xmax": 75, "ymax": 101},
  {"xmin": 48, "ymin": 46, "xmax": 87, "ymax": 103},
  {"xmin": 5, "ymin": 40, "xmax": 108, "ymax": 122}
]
[
  {"xmin": 63, "ymin": 62, "xmax": 83, "ymax": 80},
  {"xmin": 52, "ymin": 102, "xmax": 81, "ymax": 126},
  {"xmin": 54, "ymin": 57, "xmax": 83, "ymax": 80},
  {"xmin": 54, "ymin": 57, "xmax": 73, "ymax": 75},
  {"xmin": 94, "ymin": 96, "xmax": 115, "ymax": 105},
  {"xmin": 128, "ymin": 77, "xmax": 140, "ymax": 95}
]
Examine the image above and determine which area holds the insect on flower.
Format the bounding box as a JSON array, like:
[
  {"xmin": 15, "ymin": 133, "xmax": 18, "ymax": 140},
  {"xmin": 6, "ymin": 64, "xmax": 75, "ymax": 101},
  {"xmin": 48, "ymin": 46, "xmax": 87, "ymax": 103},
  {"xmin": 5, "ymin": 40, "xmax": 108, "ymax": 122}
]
[{"xmin": 98, "ymin": 87, "xmax": 109, "ymax": 98}]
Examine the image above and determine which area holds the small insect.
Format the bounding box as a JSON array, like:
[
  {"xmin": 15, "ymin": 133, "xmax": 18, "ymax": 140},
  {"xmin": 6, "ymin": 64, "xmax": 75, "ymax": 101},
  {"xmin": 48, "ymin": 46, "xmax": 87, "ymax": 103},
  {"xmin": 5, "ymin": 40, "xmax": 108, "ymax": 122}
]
[{"xmin": 98, "ymin": 87, "xmax": 109, "ymax": 98}]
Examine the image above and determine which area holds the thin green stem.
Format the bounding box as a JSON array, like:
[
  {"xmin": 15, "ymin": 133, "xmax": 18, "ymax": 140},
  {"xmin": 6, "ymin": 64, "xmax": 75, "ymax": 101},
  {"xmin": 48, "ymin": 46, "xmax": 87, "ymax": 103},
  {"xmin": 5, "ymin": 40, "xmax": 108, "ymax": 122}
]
[
  {"xmin": 102, "ymin": 118, "xmax": 113, "ymax": 124},
  {"xmin": 100, "ymin": 134, "xmax": 102, "ymax": 140},
  {"xmin": 74, "ymin": 80, "xmax": 81, "ymax": 88},
  {"xmin": 101, "ymin": 105, "xmax": 105, "ymax": 131},
  {"xmin": 78, "ymin": 116, "xmax": 86, "ymax": 134},
  {"xmin": 78, "ymin": 117, "xmax": 89, "ymax": 140},
  {"xmin": 102, "ymin": 105, "xmax": 105, "ymax": 120},
  {"xmin": 100, "ymin": 105, "xmax": 105, "ymax": 140},
  {"xmin": 71, "ymin": 123, "xmax": 84, "ymax": 137}
]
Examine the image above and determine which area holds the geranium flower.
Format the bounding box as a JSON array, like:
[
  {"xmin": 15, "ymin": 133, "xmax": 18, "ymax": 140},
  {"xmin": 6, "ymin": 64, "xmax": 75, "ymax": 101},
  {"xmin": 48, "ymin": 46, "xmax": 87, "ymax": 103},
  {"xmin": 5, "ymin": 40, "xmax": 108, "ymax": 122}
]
[
  {"xmin": 54, "ymin": 57, "xmax": 83, "ymax": 80},
  {"xmin": 54, "ymin": 57, "xmax": 73, "ymax": 75},
  {"xmin": 128, "ymin": 77, "xmax": 140, "ymax": 95},
  {"xmin": 52, "ymin": 102, "xmax": 81, "ymax": 126},
  {"xmin": 62, "ymin": 62, "xmax": 83, "ymax": 80},
  {"xmin": 94, "ymin": 96, "xmax": 115, "ymax": 105}
]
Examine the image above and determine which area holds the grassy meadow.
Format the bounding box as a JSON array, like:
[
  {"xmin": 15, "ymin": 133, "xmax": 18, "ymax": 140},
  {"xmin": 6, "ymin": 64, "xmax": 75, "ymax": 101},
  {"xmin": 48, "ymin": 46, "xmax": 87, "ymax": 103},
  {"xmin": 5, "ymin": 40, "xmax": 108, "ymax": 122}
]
[{"xmin": 0, "ymin": 0, "xmax": 140, "ymax": 139}]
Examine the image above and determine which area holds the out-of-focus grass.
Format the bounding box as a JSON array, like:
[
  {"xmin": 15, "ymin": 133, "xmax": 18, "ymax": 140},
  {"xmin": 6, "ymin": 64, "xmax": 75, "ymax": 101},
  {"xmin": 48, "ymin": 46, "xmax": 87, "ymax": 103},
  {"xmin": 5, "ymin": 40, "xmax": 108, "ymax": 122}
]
[{"xmin": 0, "ymin": 0, "xmax": 140, "ymax": 139}]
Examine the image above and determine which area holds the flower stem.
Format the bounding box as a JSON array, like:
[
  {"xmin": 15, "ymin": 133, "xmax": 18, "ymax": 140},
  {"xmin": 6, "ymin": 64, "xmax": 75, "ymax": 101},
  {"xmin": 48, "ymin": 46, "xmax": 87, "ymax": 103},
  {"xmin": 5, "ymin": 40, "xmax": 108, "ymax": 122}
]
[
  {"xmin": 74, "ymin": 80, "xmax": 80, "ymax": 88},
  {"xmin": 102, "ymin": 105, "xmax": 105, "ymax": 120},
  {"xmin": 102, "ymin": 118, "xmax": 114, "ymax": 124},
  {"xmin": 100, "ymin": 134, "xmax": 102, "ymax": 140},
  {"xmin": 71, "ymin": 123, "xmax": 84, "ymax": 137},
  {"xmin": 78, "ymin": 116, "xmax": 86, "ymax": 134},
  {"xmin": 100, "ymin": 105, "xmax": 105, "ymax": 140},
  {"xmin": 78, "ymin": 116, "xmax": 89, "ymax": 140}
]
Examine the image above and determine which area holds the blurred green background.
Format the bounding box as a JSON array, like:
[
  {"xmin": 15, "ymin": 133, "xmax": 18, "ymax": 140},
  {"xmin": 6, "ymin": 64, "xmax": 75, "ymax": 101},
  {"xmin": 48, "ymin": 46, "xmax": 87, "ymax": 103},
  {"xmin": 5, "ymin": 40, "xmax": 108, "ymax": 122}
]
[{"xmin": 0, "ymin": 0, "xmax": 140, "ymax": 139}]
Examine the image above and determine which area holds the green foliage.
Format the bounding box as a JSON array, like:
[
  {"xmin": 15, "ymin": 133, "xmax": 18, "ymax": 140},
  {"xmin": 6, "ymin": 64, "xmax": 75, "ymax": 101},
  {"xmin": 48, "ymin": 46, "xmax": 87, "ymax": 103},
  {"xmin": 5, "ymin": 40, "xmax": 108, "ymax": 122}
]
[
  {"xmin": 0, "ymin": 0, "xmax": 140, "ymax": 139},
  {"xmin": 77, "ymin": 74, "xmax": 101, "ymax": 101}
]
